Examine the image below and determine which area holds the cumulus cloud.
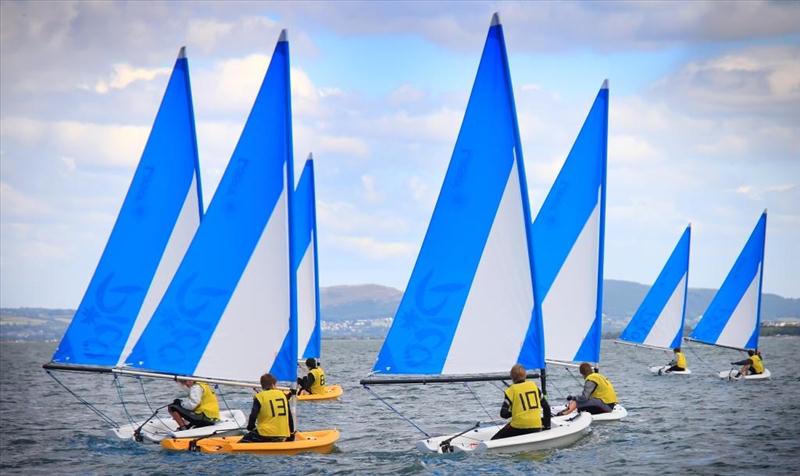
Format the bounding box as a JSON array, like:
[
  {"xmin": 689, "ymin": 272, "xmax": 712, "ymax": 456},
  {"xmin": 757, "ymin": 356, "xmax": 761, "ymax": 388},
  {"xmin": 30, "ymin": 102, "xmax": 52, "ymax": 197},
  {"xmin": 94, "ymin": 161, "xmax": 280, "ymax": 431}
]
[
  {"xmin": 93, "ymin": 64, "xmax": 170, "ymax": 94},
  {"xmin": 653, "ymin": 45, "xmax": 800, "ymax": 118}
]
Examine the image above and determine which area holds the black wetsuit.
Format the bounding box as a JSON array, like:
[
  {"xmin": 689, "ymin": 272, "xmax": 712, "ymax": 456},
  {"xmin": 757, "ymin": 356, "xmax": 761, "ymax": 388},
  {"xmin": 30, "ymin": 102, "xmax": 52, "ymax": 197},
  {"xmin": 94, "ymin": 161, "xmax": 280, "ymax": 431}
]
[{"xmin": 239, "ymin": 395, "xmax": 296, "ymax": 443}]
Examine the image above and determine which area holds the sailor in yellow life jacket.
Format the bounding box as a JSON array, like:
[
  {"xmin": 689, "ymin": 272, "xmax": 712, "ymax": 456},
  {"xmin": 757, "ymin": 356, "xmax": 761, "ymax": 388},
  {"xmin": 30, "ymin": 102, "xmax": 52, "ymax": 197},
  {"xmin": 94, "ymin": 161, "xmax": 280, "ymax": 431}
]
[
  {"xmin": 558, "ymin": 363, "xmax": 618, "ymax": 416},
  {"xmin": 491, "ymin": 364, "xmax": 551, "ymax": 440},
  {"xmin": 297, "ymin": 358, "xmax": 327, "ymax": 395},
  {"xmin": 241, "ymin": 373, "xmax": 295, "ymax": 443},
  {"xmin": 732, "ymin": 349, "xmax": 764, "ymax": 376},
  {"xmin": 167, "ymin": 380, "xmax": 220, "ymax": 431},
  {"xmin": 664, "ymin": 347, "xmax": 688, "ymax": 373}
]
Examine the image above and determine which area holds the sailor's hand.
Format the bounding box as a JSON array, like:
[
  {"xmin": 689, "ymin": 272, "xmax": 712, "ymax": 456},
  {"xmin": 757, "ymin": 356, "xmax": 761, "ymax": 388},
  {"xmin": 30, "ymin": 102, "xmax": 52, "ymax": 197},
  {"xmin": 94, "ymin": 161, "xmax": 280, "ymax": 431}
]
[{"xmin": 173, "ymin": 398, "xmax": 182, "ymax": 406}]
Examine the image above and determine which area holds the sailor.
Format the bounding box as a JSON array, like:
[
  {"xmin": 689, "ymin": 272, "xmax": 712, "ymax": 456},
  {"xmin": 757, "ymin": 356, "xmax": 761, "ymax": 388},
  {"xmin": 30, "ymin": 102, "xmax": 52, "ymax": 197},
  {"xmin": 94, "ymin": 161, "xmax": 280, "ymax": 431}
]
[
  {"xmin": 491, "ymin": 364, "xmax": 551, "ymax": 440},
  {"xmin": 732, "ymin": 349, "xmax": 764, "ymax": 376},
  {"xmin": 558, "ymin": 363, "xmax": 618, "ymax": 416},
  {"xmin": 167, "ymin": 380, "xmax": 220, "ymax": 431},
  {"xmin": 297, "ymin": 358, "xmax": 326, "ymax": 395},
  {"xmin": 241, "ymin": 373, "xmax": 295, "ymax": 443},
  {"xmin": 662, "ymin": 347, "xmax": 688, "ymax": 373}
]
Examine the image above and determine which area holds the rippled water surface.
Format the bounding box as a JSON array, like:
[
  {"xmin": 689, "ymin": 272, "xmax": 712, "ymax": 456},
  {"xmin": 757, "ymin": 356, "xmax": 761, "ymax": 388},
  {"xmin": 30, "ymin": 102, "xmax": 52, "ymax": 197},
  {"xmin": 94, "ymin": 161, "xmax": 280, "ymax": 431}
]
[{"xmin": 1, "ymin": 337, "xmax": 799, "ymax": 474}]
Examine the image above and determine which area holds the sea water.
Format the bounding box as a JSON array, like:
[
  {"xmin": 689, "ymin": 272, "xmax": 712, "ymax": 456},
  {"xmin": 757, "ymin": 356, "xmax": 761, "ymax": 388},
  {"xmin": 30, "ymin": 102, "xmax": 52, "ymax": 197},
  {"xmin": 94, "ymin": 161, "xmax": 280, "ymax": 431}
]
[{"xmin": 1, "ymin": 337, "xmax": 798, "ymax": 475}]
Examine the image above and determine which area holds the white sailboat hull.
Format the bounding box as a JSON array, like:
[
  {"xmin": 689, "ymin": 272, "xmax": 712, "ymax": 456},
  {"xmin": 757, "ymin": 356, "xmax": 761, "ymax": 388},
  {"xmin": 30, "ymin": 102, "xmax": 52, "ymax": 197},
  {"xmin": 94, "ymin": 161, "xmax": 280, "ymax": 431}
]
[
  {"xmin": 110, "ymin": 409, "xmax": 247, "ymax": 443},
  {"xmin": 416, "ymin": 412, "xmax": 591, "ymax": 454},
  {"xmin": 550, "ymin": 404, "xmax": 628, "ymax": 421},
  {"xmin": 650, "ymin": 365, "xmax": 692, "ymax": 375},
  {"xmin": 718, "ymin": 368, "xmax": 771, "ymax": 381}
]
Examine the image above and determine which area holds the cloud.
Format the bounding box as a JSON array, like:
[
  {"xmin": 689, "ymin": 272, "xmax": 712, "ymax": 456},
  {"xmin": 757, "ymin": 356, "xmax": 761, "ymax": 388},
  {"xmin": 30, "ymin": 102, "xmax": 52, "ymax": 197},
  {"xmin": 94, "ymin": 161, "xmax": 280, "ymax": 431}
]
[
  {"xmin": 317, "ymin": 200, "xmax": 408, "ymax": 235},
  {"xmin": 1, "ymin": 117, "xmax": 148, "ymax": 169},
  {"xmin": 93, "ymin": 64, "xmax": 170, "ymax": 94},
  {"xmin": 326, "ymin": 234, "xmax": 416, "ymax": 260},
  {"xmin": 361, "ymin": 174, "xmax": 382, "ymax": 203},
  {"xmin": 186, "ymin": 19, "xmax": 235, "ymax": 52},
  {"xmin": 735, "ymin": 184, "xmax": 797, "ymax": 201},
  {"xmin": 0, "ymin": 182, "xmax": 52, "ymax": 219},
  {"xmin": 652, "ymin": 46, "xmax": 800, "ymax": 118},
  {"xmin": 270, "ymin": 2, "xmax": 800, "ymax": 52}
]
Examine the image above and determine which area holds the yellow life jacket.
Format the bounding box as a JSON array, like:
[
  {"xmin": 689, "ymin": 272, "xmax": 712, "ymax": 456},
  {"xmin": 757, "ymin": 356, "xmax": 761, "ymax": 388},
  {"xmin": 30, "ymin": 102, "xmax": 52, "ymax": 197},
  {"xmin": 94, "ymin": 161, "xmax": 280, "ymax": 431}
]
[
  {"xmin": 503, "ymin": 380, "xmax": 543, "ymax": 430},
  {"xmin": 254, "ymin": 389, "xmax": 291, "ymax": 437},
  {"xmin": 675, "ymin": 351, "xmax": 687, "ymax": 369},
  {"xmin": 751, "ymin": 355, "xmax": 764, "ymax": 374},
  {"xmin": 309, "ymin": 367, "xmax": 326, "ymax": 394},
  {"xmin": 585, "ymin": 372, "xmax": 618, "ymax": 405},
  {"xmin": 193, "ymin": 382, "xmax": 220, "ymax": 421}
]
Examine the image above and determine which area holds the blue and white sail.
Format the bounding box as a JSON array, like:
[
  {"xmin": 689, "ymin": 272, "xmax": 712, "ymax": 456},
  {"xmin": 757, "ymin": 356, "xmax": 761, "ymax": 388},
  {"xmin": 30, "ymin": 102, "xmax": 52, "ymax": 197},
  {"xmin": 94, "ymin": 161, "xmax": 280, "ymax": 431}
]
[
  {"xmin": 690, "ymin": 212, "xmax": 767, "ymax": 350},
  {"xmin": 294, "ymin": 154, "xmax": 321, "ymax": 360},
  {"xmin": 619, "ymin": 225, "xmax": 691, "ymax": 350},
  {"xmin": 50, "ymin": 47, "xmax": 203, "ymax": 369},
  {"xmin": 123, "ymin": 30, "xmax": 297, "ymax": 384},
  {"xmin": 532, "ymin": 81, "xmax": 608, "ymax": 364},
  {"xmin": 372, "ymin": 14, "xmax": 543, "ymax": 376}
]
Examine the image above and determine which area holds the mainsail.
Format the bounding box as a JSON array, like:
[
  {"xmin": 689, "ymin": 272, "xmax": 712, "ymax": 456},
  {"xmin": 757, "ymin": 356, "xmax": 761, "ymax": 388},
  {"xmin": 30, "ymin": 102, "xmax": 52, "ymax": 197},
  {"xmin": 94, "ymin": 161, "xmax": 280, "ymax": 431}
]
[
  {"xmin": 49, "ymin": 47, "xmax": 203, "ymax": 370},
  {"xmin": 532, "ymin": 81, "xmax": 609, "ymax": 364},
  {"xmin": 689, "ymin": 211, "xmax": 767, "ymax": 350},
  {"xmin": 619, "ymin": 225, "xmax": 691, "ymax": 349},
  {"xmin": 123, "ymin": 30, "xmax": 297, "ymax": 384},
  {"xmin": 294, "ymin": 154, "xmax": 321, "ymax": 360},
  {"xmin": 371, "ymin": 13, "xmax": 543, "ymax": 377}
]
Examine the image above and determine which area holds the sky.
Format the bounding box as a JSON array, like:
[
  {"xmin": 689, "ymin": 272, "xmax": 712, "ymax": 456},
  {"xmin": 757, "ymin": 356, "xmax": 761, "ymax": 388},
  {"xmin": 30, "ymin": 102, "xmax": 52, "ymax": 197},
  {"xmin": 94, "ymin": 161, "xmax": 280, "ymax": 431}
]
[{"xmin": 1, "ymin": 1, "xmax": 798, "ymax": 308}]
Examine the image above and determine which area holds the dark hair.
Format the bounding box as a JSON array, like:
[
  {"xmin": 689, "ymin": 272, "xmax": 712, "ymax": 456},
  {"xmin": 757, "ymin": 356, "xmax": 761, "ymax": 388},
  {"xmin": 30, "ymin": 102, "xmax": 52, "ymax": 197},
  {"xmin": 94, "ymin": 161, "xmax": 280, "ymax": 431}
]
[
  {"xmin": 579, "ymin": 362, "xmax": 594, "ymax": 377},
  {"xmin": 260, "ymin": 373, "xmax": 277, "ymax": 390},
  {"xmin": 306, "ymin": 358, "xmax": 317, "ymax": 369},
  {"xmin": 510, "ymin": 364, "xmax": 526, "ymax": 383},
  {"xmin": 747, "ymin": 349, "xmax": 755, "ymax": 356},
  {"xmin": 673, "ymin": 347, "xmax": 681, "ymax": 352}
]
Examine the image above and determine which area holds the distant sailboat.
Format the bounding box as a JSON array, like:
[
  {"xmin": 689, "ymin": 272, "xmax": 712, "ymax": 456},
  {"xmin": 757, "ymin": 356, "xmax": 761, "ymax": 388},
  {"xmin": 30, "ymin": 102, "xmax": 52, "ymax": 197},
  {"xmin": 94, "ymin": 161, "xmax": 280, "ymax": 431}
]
[
  {"xmin": 294, "ymin": 154, "xmax": 322, "ymax": 362},
  {"xmin": 532, "ymin": 80, "xmax": 626, "ymax": 421},
  {"xmin": 116, "ymin": 30, "xmax": 339, "ymax": 452},
  {"xmin": 617, "ymin": 225, "xmax": 692, "ymax": 375},
  {"xmin": 687, "ymin": 211, "xmax": 770, "ymax": 380},
  {"xmin": 45, "ymin": 47, "xmax": 204, "ymax": 373},
  {"xmin": 532, "ymin": 81, "xmax": 608, "ymax": 367},
  {"xmin": 293, "ymin": 154, "xmax": 342, "ymax": 401},
  {"xmin": 360, "ymin": 13, "xmax": 591, "ymax": 454}
]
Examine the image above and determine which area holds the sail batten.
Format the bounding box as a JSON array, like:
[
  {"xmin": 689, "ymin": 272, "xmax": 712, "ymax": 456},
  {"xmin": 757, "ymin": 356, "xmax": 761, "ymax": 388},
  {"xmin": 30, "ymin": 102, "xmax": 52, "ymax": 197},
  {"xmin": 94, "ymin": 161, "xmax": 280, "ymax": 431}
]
[
  {"xmin": 50, "ymin": 49, "xmax": 202, "ymax": 369},
  {"xmin": 533, "ymin": 82, "xmax": 609, "ymax": 364},
  {"xmin": 619, "ymin": 226, "xmax": 691, "ymax": 350},
  {"xmin": 689, "ymin": 212, "xmax": 766, "ymax": 350},
  {"xmin": 123, "ymin": 32, "xmax": 297, "ymax": 383},
  {"xmin": 372, "ymin": 18, "xmax": 541, "ymax": 376}
]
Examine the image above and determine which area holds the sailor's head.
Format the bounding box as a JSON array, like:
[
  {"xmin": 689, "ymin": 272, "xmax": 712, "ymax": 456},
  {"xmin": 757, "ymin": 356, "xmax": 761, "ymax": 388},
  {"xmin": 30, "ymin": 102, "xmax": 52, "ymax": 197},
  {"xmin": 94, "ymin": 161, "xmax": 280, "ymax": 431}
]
[
  {"xmin": 510, "ymin": 364, "xmax": 527, "ymax": 383},
  {"xmin": 673, "ymin": 347, "xmax": 681, "ymax": 353},
  {"xmin": 747, "ymin": 349, "xmax": 755, "ymax": 357},
  {"xmin": 579, "ymin": 362, "xmax": 594, "ymax": 377},
  {"xmin": 306, "ymin": 358, "xmax": 317, "ymax": 369},
  {"xmin": 181, "ymin": 379, "xmax": 195, "ymax": 388},
  {"xmin": 260, "ymin": 373, "xmax": 277, "ymax": 390}
]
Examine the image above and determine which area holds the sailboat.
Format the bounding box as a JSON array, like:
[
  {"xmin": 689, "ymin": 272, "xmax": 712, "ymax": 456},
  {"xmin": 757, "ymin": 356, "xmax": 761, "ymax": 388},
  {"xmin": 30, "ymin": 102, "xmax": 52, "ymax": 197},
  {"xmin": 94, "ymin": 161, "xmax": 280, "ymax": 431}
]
[
  {"xmin": 530, "ymin": 80, "xmax": 626, "ymax": 421},
  {"xmin": 687, "ymin": 211, "xmax": 770, "ymax": 380},
  {"xmin": 617, "ymin": 225, "xmax": 692, "ymax": 375},
  {"xmin": 115, "ymin": 30, "xmax": 339, "ymax": 452},
  {"xmin": 293, "ymin": 154, "xmax": 342, "ymax": 401},
  {"xmin": 42, "ymin": 46, "xmax": 208, "ymax": 429},
  {"xmin": 359, "ymin": 13, "xmax": 592, "ymax": 454}
]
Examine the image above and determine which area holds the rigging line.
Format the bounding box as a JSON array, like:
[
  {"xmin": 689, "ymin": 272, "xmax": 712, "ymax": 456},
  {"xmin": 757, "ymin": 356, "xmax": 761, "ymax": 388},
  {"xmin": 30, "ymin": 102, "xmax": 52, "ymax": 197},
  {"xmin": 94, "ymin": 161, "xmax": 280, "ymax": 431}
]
[
  {"xmin": 215, "ymin": 384, "xmax": 244, "ymax": 430},
  {"xmin": 113, "ymin": 374, "xmax": 137, "ymax": 426},
  {"xmin": 363, "ymin": 385, "xmax": 430, "ymax": 438},
  {"xmin": 565, "ymin": 366, "xmax": 583, "ymax": 386},
  {"xmin": 463, "ymin": 382, "xmax": 500, "ymax": 425},
  {"xmin": 46, "ymin": 370, "xmax": 119, "ymax": 428},
  {"xmin": 137, "ymin": 376, "xmax": 155, "ymax": 413},
  {"xmin": 136, "ymin": 376, "xmax": 173, "ymax": 433},
  {"xmin": 686, "ymin": 345, "xmax": 717, "ymax": 374}
]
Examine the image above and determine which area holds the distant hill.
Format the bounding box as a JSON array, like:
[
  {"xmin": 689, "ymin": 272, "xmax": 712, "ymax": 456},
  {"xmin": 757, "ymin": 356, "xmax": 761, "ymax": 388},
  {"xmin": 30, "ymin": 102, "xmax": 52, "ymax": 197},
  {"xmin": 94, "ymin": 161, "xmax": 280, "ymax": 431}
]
[
  {"xmin": 2, "ymin": 280, "xmax": 798, "ymax": 341},
  {"xmin": 604, "ymin": 279, "xmax": 800, "ymax": 323}
]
